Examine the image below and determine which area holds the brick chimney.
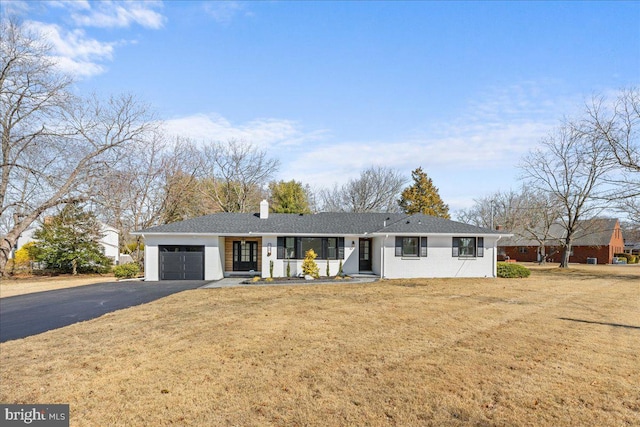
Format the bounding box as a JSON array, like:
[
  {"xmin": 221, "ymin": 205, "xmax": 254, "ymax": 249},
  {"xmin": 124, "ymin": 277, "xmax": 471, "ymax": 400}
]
[{"xmin": 260, "ymin": 200, "xmax": 269, "ymax": 219}]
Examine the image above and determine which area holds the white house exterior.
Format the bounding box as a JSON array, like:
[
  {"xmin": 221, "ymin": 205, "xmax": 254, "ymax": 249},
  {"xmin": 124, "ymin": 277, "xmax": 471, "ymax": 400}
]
[
  {"xmin": 134, "ymin": 201, "xmax": 507, "ymax": 281},
  {"xmin": 100, "ymin": 224, "xmax": 120, "ymax": 263}
]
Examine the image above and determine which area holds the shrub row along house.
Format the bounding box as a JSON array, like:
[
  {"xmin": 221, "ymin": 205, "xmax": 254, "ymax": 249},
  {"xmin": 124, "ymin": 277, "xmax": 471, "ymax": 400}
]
[
  {"xmin": 133, "ymin": 201, "xmax": 508, "ymax": 281},
  {"xmin": 498, "ymin": 218, "xmax": 625, "ymax": 265}
]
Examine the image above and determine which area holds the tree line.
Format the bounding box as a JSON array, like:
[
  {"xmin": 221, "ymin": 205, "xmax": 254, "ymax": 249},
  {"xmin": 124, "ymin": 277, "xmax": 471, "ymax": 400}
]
[
  {"xmin": 1, "ymin": 19, "xmax": 451, "ymax": 276},
  {"xmin": 458, "ymin": 89, "xmax": 639, "ymax": 267},
  {"xmin": 1, "ymin": 19, "xmax": 638, "ymax": 275}
]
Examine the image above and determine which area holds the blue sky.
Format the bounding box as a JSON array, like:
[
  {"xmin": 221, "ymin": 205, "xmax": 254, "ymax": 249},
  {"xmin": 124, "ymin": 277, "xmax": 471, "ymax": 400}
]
[{"xmin": 5, "ymin": 1, "xmax": 640, "ymax": 213}]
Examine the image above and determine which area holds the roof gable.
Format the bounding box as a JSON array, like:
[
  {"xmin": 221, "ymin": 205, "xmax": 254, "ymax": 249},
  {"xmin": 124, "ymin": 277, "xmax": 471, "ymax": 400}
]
[{"xmin": 499, "ymin": 218, "xmax": 620, "ymax": 247}]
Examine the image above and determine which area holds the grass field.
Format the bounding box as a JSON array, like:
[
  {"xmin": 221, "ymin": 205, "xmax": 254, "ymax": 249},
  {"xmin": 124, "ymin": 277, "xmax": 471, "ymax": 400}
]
[
  {"xmin": 0, "ymin": 274, "xmax": 116, "ymax": 298},
  {"xmin": 1, "ymin": 265, "xmax": 638, "ymax": 426}
]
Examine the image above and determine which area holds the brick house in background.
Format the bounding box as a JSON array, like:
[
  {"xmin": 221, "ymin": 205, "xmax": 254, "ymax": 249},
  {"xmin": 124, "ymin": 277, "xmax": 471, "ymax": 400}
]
[{"xmin": 498, "ymin": 218, "xmax": 625, "ymax": 265}]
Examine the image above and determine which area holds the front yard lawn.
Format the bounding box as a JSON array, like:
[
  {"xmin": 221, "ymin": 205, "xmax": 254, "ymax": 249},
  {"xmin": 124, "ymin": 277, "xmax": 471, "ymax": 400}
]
[{"xmin": 1, "ymin": 265, "xmax": 638, "ymax": 426}]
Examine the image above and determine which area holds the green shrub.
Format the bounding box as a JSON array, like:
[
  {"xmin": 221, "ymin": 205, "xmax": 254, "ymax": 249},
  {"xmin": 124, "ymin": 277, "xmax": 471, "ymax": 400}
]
[
  {"xmin": 113, "ymin": 263, "xmax": 140, "ymax": 279},
  {"xmin": 497, "ymin": 262, "xmax": 531, "ymax": 278}
]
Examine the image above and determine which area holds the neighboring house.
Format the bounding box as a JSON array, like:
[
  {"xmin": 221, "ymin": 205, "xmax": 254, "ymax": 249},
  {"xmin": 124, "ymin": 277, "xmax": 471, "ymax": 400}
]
[
  {"xmin": 498, "ymin": 218, "xmax": 625, "ymax": 265},
  {"xmin": 623, "ymin": 227, "xmax": 640, "ymax": 256},
  {"xmin": 133, "ymin": 200, "xmax": 508, "ymax": 281},
  {"xmin": 11, "ymin": 223, "xmax": 120, "ymax": 265}
]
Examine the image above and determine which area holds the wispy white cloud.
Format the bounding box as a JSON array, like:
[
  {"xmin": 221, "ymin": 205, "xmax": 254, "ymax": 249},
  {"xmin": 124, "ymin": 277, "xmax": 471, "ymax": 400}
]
[
  {"xmin": 47, "ymin": 1, "xmax": 91, "ymax": 11},
  {"xmin": 284, "ymin": 119, "xmax": 554, "ymax": 189},
  {"xmin": 282, "ymin": 82, "xmax": 575, "ymax": 209},
  {"xmin": 161, "ymin": 83, "xmax": 570, "ymax": 200},
  {"xmin": 70, "ymin": 1, "xmax": 166, "ymax": 29},
  {"xmin": 24, "ymin": 21, "xmax": 115, "ymax": 77},
  {"xmin": 203, "ymin": 1, "xmax": 251, "ymax": 24},
  {"xmin": 163, "ymin": 113, "xmax": 328, "ymax": 148},
  {"xmin": 17, "ymin": 1, "xmax": 167, "ymax": 78},
  {"xmin": 2, "ymin": 0, "xmax": 31, "ymax": 15}
]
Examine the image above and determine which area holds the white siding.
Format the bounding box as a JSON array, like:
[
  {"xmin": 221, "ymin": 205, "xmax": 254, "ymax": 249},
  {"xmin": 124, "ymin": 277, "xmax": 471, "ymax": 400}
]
[
  {"xmin": 262, "ymin": 236, "xmax": 278, "ymax": 277},
  {"xmin": 380, "ymin": 235, "xmax": 498, "ymax": 279},
  {"xmin": 143, "ymin": 234, "xmax": 223, "ymax": 281},
  {"xmin": 101, "ymin": 226, "xmax": 120, "ymax": 263},
  {"xmin": 142, "ymin": 233, "xmax": 500, "ymax": 281},
  {"xmin": 342, "ymin": 235, "xmax": 359, "ymax": 274}
]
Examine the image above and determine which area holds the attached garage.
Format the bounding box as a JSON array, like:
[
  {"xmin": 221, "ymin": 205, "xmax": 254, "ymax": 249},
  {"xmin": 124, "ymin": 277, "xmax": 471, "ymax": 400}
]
[{"xmin": 159, "ymin": 245, "xmax": 204, "ymax": 280}]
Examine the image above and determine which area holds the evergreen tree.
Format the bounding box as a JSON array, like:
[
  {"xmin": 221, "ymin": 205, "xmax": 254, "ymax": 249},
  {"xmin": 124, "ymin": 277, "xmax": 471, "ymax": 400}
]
[
  {"xmin": 33, "ymin": 205, "xmax": 113, "ymax": 274},
  {"xmin": 269, "ymin": 180, "xmax": 312, "ymax": 214},
  {"xmin": 398, "ymin": 167, "xmax": 450, "ymax": 218}
]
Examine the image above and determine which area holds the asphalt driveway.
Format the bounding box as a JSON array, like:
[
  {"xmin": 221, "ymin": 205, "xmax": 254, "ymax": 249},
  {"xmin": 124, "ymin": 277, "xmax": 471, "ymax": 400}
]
[{"xmin": 0, "ymin": 280, "xmax": 208, "ymax": 342}]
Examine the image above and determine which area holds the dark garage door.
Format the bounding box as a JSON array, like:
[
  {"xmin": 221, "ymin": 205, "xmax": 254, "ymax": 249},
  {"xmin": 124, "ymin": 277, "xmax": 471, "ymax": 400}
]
[{"xmin": 159, "ymin": 246, "xmax": 204, "ymax": 280}]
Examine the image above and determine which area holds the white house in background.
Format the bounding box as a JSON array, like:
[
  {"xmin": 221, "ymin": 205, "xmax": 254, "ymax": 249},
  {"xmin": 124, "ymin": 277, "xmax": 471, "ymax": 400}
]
[
  {"xmin": 11, "ymin": 223, "xmax": 120, "ymax": 264},
  {"xmin": 132, "ymin": 200, "xmax": 509, "ymax": 281}
]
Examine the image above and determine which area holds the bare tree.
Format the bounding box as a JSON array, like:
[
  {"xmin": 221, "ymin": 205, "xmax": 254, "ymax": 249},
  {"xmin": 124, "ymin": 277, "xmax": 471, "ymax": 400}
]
[
  {"xmin": 456, "ymin": 188, "xmax": 563, "ymax": 263},
  {"xmin": 584, "ymin": 88, "xmax": 639, "ymax": 225},
  {"xmin": 0, "ymin": 20, "xmax": 153, "ymax": 275},
  {"xmin": 456, "ymin": 189, "xmax": 527, "ymax": 230},
  {"xmin": 93, "ymin": 135, "xmax": 202, "ymax": 259},
  {"xmin": 319, "ymin": 166, "xmax": 406, "ymax": 212},
  {"xmin": 520, "ymin": 120, "xmax": 616, "ymax": 268},
  {"xmin": 587, "ymin": 88, "xmax": 640, "ymax": 173},
  {"xmin": 200, "ymin": 139, "xmax": 280, "ymax": 213}
]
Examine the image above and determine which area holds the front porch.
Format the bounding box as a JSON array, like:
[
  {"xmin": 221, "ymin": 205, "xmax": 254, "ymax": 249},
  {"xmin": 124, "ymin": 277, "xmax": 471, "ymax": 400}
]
[{"xmin": 223, "ymin": 237, "xmax": 262, "ymax": 275}]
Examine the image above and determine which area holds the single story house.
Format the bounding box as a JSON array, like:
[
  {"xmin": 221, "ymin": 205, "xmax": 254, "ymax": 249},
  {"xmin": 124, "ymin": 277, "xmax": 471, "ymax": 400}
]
[
  {"xmin": 133, "ymin": 201, "xmax": 508, "ymax": 281},
  {"xmin": 498, "ymin": 218, "xmax": 625, "ymax": 264}
]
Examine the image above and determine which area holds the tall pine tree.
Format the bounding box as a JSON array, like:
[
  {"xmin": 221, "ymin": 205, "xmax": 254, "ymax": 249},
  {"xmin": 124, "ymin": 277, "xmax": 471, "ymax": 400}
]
[
  {"xmin": 33, "ymin": 205, "xmax": 113, "ymax": 275},
  {"xmin": 398, "ymin": 167, "xmax": 450, "ymax": 218},
  {"xmin": 268, "ymin": 180, "xmax": 312, "ymax": 214}
]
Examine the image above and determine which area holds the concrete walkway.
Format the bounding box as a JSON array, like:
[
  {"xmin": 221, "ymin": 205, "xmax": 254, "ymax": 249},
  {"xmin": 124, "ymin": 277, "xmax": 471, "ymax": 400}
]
[{"xmin": 200, "ymin": 275, "xmax": 379, "ymax": 289}]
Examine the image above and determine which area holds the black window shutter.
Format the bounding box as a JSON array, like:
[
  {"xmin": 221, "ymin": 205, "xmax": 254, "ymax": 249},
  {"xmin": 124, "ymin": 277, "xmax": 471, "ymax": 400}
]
[
  {"xmin": 421, "ymin": 237, "xmax": 428, "ymax": 257},
  {"xmin": 452, "ymin": 238, "xmax": 459, "ymax": 257},
  {"xmin": 338, "ymin": 237, "xmax": 344, "ymax": 259},
  {"xmin": 296, "ymin": 237, "xmax": 302, "ymax": 259},
  {"xmin": 277, "ymin": 237, "xmax": 284, "ymax": 259},
  {"xmin": 477, "ymin": 237, "xmax": 484, "ymax": 257},
  {"xmin": 395, "ymin": 237, "xmax": 402, "ymax": 257}
]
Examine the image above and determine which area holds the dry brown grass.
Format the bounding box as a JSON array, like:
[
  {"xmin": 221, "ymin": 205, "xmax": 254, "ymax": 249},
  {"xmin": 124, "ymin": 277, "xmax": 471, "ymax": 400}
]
[
  {"xmin": 1, "ymin": 265, "xmax": 638, "ymax": 426},
  {"xmin": 0, "ymin": 275, "xmax": 116, "ymax": 298}
]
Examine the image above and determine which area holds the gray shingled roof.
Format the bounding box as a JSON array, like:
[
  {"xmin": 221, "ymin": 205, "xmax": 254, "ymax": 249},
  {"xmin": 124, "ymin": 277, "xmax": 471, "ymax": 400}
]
[
  {"xmin": 499, "ymin": 218, "xmax": 620, "ymax": 247},
  {"xmin": 136, "ymin": 212, "xmax": 502, "ymax": 236}
]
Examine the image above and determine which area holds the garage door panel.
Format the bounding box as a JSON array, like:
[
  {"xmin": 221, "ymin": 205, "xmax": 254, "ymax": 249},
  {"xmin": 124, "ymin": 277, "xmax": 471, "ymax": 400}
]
[
  {"xmin": 182, "ymin": 253, "xmax": 204, "ymax": 280},
  {"xmin": 159, "ymin": 246, "xmax": 204, "ymax": 280}
]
